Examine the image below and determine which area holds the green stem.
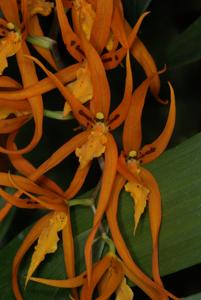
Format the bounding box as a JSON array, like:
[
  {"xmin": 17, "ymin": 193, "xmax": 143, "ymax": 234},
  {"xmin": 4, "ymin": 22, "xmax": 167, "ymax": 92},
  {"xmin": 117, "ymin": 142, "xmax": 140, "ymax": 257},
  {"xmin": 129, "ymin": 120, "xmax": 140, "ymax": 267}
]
[
  {"xmin": 101, "ymin": 233, "xmax": 116, "ymax": 253},
  {"xmin": 67, "ymin": 198, "xmax": 94, "ymax": 207},
  {"xmin": 44, "ymin": 109, "xmax": 73, "ymax": 120},
  {"xmin": 26, "ymin": 35, "xmax": 56, "ymax": 49}
]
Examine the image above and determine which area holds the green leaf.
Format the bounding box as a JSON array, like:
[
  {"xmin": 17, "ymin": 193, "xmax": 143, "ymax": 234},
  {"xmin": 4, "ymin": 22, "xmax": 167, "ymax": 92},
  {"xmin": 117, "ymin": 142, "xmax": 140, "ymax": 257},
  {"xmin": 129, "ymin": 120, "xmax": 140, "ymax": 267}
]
[
  {"xmin": 167, "ymin": 17, "xmax": 201, "ymax": 68},
  {"xmin": 0, "ymin": 133, "xmax": 201, "ymax": 299},
  {"xmin": 183, "ymin": 293, "xmax": 201, "ymax": 300},
  {"xmin": 0, "ymin": 192, "xmax": 16, "ymax": 246},
  {"xmin": 124, "ymin": 0, "xmax": 152, "ymax": 24}
]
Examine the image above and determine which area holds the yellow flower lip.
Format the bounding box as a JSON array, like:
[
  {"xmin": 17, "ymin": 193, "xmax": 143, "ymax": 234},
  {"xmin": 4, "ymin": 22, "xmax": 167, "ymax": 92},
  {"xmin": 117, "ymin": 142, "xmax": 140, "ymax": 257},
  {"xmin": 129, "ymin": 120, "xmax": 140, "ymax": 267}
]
[
  {"xmin": 28, "ymin": 0, "xmax": 54, "ymax": 17},
  {"xmin": 95, "ymin": 112, "xmax": 105, "ymax": 121}
]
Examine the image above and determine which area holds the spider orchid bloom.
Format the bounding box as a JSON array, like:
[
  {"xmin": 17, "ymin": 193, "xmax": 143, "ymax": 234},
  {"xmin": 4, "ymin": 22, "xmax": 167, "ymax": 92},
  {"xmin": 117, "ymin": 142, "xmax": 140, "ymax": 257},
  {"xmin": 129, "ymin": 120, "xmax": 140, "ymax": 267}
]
[
  {"xmin": 106, "ymin": 80, "xmax": 177, "ymax": 299},
  {"xmin": 0, "ymin": 62, "xmax": 81, "ymax": 100},
  {"xmin": 20, "ymin": 0, "xmax": 57, "ymax": 69},
  {"xmin": 29, "ymin": 252, "xmax": 133, "ymax": 300},
  {"xmin": 0, "ymin": 19, "xmax": 21, "ymax": 74},
  {"xmin": 0, "ymin": 0, "xmax": 45, "ymax": 155},
  {"xmin": 57, "ymin": 0, "xmax": 166, "ymax": 104},
  {"xmin": 72, "ymin": 0, "xmax": 115, "ymax": 52},
  {"xmin": 80, "ymin": 253, "xmax": 124, "ymax": 300},
  {"xmin": 119, "ymin": 79, "xmax": 175, "ymax": 227},
  {"xmin": 0, "ymin": 164, "xmax": 77, "ymax": 299},
  {"xmin": 55, "ymin": 0, "xmax": 148, "ymax": 66},
  {"xmin": 24, "ymin": 25, "xmax": 133, "ymax": 283},
  {"xmin": 0, "ymin": 76, "xmax": 32, "ymax": 135}
]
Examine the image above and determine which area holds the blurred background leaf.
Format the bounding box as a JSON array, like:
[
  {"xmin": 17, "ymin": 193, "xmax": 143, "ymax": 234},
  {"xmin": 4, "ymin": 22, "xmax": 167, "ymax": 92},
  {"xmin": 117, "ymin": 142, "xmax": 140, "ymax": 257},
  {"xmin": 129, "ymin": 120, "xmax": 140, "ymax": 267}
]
[
  {"xmin": 166, "ymin": 16, "xmax": 201, "ymax": 68},
  {"xmin": 183, "ymin": 293, "xmax": 201, "ymax": 300}
]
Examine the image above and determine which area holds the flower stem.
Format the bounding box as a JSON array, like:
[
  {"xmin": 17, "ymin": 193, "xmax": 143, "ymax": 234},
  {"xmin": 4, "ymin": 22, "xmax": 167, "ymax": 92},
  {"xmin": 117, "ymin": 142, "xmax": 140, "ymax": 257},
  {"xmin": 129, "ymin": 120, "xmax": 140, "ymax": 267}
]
[
  {"xmin": 68, "ymin": 198, "xmax": 94, "ymax": 207},
  {"xmin": 101, "ymin": 233, "xmax": 116, "ymax": 253},
  {"xmin": 26, "ymin": 35, "xmax": 56, "ymax": 50},
  {"xmin": 44, "ymin": 109, "xmax": 73, "ymax": 120}
]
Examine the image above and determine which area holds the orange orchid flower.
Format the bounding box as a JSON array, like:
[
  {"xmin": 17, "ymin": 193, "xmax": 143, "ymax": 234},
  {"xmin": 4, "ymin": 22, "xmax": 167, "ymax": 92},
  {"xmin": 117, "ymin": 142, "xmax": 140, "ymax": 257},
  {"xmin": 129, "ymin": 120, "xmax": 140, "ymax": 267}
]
[
  {"xmin": 19, "ymin": 23, "xmax": 134, "ymax": 283},
  {"xmin": 0, "ymin": 28, "xmax": 131, "ymax": 295},
  {"xmin": 0, "ymin": 0, "xmax": 45, "ymax": 156},
  {"xmin": 20, "ymin": 0, "xmax": 57, "ymax": 69},
  {"xmin": 105, "ymin": 80, "xmax": 177, "ymax": 299},
  {"xmin": 80, "ymin": 253, "xmax": 124, "ymax": 300},
  {"xmin": 0, "ymin": 62, "xmax": 81, "ymax": 101},
  {"xmin": 28, "ymin": 252, "xmax": 133, "ymax": 300},
  {"xmin": 0, "ymin": 76, "xmax": 31, "ymax": 127},
  {"xmin": 0, "ymin": 167, "xmax": 77, "ymax": 299},
  {"xmin": 55, "ymin": 0, "xmax": 148, "ymax": 67},
  {"xmin": 0, "ymin": 20, "xmax": 21, "ymax": 74},
  {"xmin": 59, "ymin": 0, "xmax": 166, "ymax": 105}
]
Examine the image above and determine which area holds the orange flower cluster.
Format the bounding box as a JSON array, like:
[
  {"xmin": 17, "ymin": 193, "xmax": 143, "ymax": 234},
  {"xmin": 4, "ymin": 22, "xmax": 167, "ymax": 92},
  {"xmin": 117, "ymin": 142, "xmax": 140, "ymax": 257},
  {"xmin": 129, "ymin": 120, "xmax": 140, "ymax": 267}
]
[{"xmin": 0, "ymin": 0, "xmax": 179, "ymax": 299}]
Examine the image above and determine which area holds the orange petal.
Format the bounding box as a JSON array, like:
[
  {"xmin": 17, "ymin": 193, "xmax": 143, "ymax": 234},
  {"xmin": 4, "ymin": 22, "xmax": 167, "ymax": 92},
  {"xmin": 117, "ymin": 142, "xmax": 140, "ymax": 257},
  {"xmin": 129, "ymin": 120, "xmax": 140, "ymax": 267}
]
[
  {"xmin": 90, "ymin": 0, "xmax": 113, "ymax": 53},
  {"xmin": 12, "ymin": 213, "xmax": 53, "ymax": 300},
  {"xmin": 25, "ymin": 54, "xmax": 94, "ymax": 128},
  {"xmin": 85, "ymin": 133, "xmax": 118, "ymax": 283},
  {"xmin": 79, "ymin": 31, "xmax": 111, "ymax": 118},
  {"xmin": 0, "ymin": 63, "xmax": 80, "ymax": 100},
  {"xmin": 0, "ymin": 174, "xmax": 65, "ymax": 210},
  {"xmin": 111, "ymin": 0, "xmax": 128, "ymax": 48},
  {"xmin": 80, "ymin": 254, "xmax": 112, "ymax": 300},
  {"xmin": 0, "ymin": 75, "xmax": 21, "ymax": 89},
  {"xmin": 102, "ymin": 12, "xmax": 149, "ymax": 70},
  {"xmin": 55, "ymin": 0, "xmax": 84, "ymax": 61},
  {"xmin": 138, "ymin": 82, "xmax": 176, "ymax": 164},
  {"xmin": 3, "ymin": 42, "xmax": 44, "ymax": 155},
  {"xmin": 127, "ymin": 26, "xmax": 167, "ymax": 105},
  {"xmin": 0, "ymin": 115, "xmax": 29, "ymax": 134},
  {"xmin": 28, "ymin": 15, "xmax": 57, "ymax": 70},
  {"xmin": 0, "ymin": 0, "xmax": 20, "ymax": 26},
  {"xmin": 123, "ymin": 78, "xmax": 150, "ymax": 154},
  {"xmin": 0, "ymin": 172, "xmax": 59, "ymax": 198},
  {"xmin": 62, "ymin": 208, "xmax": 78, "ymax": 299},
  {"xmin": 96, "ymin": 257, "xmax": 124, "ymax": 300},
  {"xmin": 0, "ymin": 100, "xmax": 30, "ymax": 113},
  {"xmin": 0, "ymin": 187, "xmax": 63, "ymax": 210},
  {"xmin": 6, "ymin": 133, "xmax": 64, "ymax": 196},
  {"xmin": 29, "ymin": 130, "xmax": 90, "ymax": 181},
  {"xmin": 108, "ymin": 51, "xmax": 133, "ymax": 130},
  {"xmin": 21, "ymin": 0, "xmax": 29, "ymax": 35},
  {"xmin": 65, "ymin": 163, "xmax": 91, "ymax": 199},
  {"xmin": 0, "ymin": 202, "xmax": 12, "ymax": 222},
  {"xmin": 140, "ymin": 168, "xmax": 166, "ymax": 292},
  {"xmin": 30, "ymin": 272, "xmax": 86, "ymax": 288}
]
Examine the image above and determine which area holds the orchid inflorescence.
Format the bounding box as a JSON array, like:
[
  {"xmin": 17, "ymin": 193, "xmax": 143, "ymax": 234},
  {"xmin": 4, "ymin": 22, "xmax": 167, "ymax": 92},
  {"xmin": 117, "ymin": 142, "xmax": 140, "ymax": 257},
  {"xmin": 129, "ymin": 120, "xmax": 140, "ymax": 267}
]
[{"xmin": 0, "ymin": 0, "xmax": 179, "ymax": 299}]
